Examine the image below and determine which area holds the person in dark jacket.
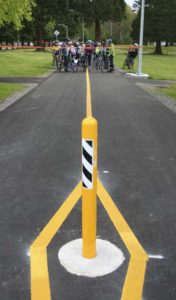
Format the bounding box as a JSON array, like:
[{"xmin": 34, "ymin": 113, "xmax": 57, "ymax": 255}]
[
  {"xmin": 59, "ymin": 42, "xmax": 69, "ymax": 72},
  {"xmin": 126, "ymin": 43, "xmax": 138, "ymax": 69},
  {"xmin": 129, "ymin": 43, "xmax": 138, "ymax": 59}
]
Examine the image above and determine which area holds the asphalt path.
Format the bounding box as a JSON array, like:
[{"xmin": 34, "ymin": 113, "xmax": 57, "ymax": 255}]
[{"xmin": 0, "ymin": 69, "xmax": 176, "ymax": 300}]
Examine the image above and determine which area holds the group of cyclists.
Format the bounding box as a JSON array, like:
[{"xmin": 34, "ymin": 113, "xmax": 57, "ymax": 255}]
[
  {"xmin": 51, "ymin": 39, "xmax": 138, "ymax": 73},
  {"xmin": 52, "ymin": 39, "xmax": 115, "ymax": 73}
]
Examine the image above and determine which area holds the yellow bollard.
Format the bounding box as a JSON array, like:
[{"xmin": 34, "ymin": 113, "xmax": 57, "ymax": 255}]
[{"xmin": 82, "ymin": 116, "xmax": 98, "ymax": 258}]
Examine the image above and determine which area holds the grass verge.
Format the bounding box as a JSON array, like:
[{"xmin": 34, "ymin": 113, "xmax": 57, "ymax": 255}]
[
  {"xmin": 158, "ymin": 85, "xmax": 176, "ymax": 101},
  {"xmin": 0, "ymin": 49, "xmax": 52, "ymax": 77},
  {"xmin": 0, "ymin": 83, "xmax": 26, "ymax": 102},
  {"xmin": 114, "ymin": 46, "xmax": 176, "ymax": 80}
]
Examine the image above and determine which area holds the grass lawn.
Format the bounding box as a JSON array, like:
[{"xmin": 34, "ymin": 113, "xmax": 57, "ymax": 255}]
[
  {"xmin": 114, "ymin": 46, "xmax": 176, "ymax": 80},
  {"xmin": 0, "ymin": 49, "xmax": 52, "ymax": 77},
  {"xmin": 158, "ymin": 85, "xmax": 176, "ymax": 101},
  {"xmin": 0, "ymin": 83, "xmax": 26, "ymax": 102}
]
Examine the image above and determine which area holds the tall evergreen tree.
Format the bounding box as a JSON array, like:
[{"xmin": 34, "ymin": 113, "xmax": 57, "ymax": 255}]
[
  {"xmin": 132, "ymin": 0, "xmax": 176, "ymax": 54},
  {"xmin": 32, "ymin": 0, "xmax": 80, "ymax": 45},
  {"xmin": 71, "ymin": 0, "xmax": 126, "ymax": 40}
]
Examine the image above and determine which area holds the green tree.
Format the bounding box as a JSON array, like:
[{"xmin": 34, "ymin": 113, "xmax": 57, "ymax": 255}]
[
  {"xmin": 132, "ymin": 0, "xmax": 176, "ymax": 54},
  {"xmin": 118, "ymin": 5, "xmax": 136, "ymax": 44},
  {"xmin": 31, "ymin": 0, "xmax": 80, "ymax": 45},
  {"xmin": 71, "ymin": 0, "xmax": 126, "ymax": 40},
  {"xmin": 0, "ymin": 0, "xmax": 35, "ymax": 30},
  {"xmin": 0, "ymin": 24, "xmax": 16, "ymax": 45},
  {"xmin": 19, "ymin": 19, "xmax": 35, "ymax": 45}
]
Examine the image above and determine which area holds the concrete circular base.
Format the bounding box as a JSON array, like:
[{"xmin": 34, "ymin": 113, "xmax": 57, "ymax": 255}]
[
  {"xmin": 58, "ymin": 238, "xmax": 125, "ymax": 277},
  {"xmin": 126, "ymin": 72, "xmax": 149, "ymax": 79}
]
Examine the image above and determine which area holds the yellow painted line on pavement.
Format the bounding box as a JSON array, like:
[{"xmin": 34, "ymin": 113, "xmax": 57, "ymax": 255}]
[
  {"xmin": 30, "ymin": 247, "xmax": 50, "ymax": 300},
  {"xmin": 97, "ymin": 178, "xmax": 148, "ymax": 300},
  {"xmin": 86, "ymin": 68, "xmax": 92, "ymax": 117},
  {"xmin": 30, "ymin": 181, "xmax": 82, "ymax": 300},
  {"xmin": 121, "ymin": 258, "xmax": 148, "ymax": 300}
]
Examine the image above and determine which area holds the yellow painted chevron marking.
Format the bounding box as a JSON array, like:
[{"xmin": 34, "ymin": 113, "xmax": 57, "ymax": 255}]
[
  {"xmin": 97, "ymin": 178, "xmax": 148, "ymax": 300},
  {"xmin": 30, "ymin": 181, "xmax": 82, "ymax": 300},
  {"xmin": 121, "ymin": 258, "xmax": 148, "ymax": 300}
]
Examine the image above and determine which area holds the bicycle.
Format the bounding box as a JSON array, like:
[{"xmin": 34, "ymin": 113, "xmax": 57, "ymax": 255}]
[
  {"xmin": 70, "ymin": 58, "xmax": 79, "ymax": 72},
  {"xmin": 122, "ymin": 56, "xmax": 134, "ymax": 70},
  {"xmin": 56, "ymin": 54, "xmax": 65, "ymax": 72},
  {"xmin": 92, "ymin": 53, "xmax": 97, "ymax": 69},
  {"xmin": 101, "ymin": 55, "xmax": 111, "ymax": 72},
  {"xmin": 83, "ymin": 55, "xmax": 89, "ymax": 72},
  {"xmin": 96, "ymin": 55, "xmax": 103, "ymax": 70}
]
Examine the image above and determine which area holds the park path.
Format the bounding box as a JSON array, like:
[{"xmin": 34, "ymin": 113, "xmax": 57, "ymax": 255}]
[{"xmin": 0, "ymin": 69, "xmax": 176, "ymax": 300}]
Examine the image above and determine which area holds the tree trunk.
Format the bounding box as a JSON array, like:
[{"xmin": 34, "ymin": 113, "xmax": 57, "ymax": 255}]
[
  {"xmin": 36, "ymin": 25, "xmax": 45, "ymax": 50},
  {"xmin": 95, "ymin": 19, "xmax": 101, "ymax": 41},
  {"xmin": 154, "ymin": 40, "xmax": 162, "ymax": 54}
]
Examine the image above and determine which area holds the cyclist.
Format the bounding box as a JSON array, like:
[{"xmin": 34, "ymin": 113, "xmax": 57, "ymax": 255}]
[
  {"xmin": 106, "ymin": 39, "xmax": 115, "ymax": 72},
  {"xmin": 79, "ymin": 42, "xmax": 86, "ymax": 68},
  {"xmin": 69, "ymin": 43, "xmax": 76, "ymax": 59},
  {"xmin": 51, "ymin": 42, "xmax": 60, "ymax": 67},
  {"xmin": 126, "ymin": 43, "xmax": 138, "ymax": 69},
  {"xmin": 95, "ymin": 42, "xmax": 102, "ymax": 57},
  {"xmin": 132, "ymin": 43, "xmax": 138, "ymax": 59},
  {"xmin": 101, "ymin": 41, "xmax": 109, "ymax": 60},
  {"xmin": 84, "ymin": 40, "xmax": 94, "ymax": 71},
  {"xmin": 80, "ymin": 42, "xmax": 85, "ymax": 58},
  {"xmin": 60, "ymin": 42, "xmax": 69, "ymax": 72},
  {"xmin": 68, "ymin": 42, "xmax": 80, "ymax": 72},
  {"xmin": 94, "ymin": 42, "xmax": 102, "ymax": 69}
]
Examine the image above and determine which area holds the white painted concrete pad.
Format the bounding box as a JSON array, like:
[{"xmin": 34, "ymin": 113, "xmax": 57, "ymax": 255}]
[
  {"xmin": 58, "ymin": 238, "xmax": 125, "ymax": 277},
  {"xmin": 126, "ymin": 72, "xmax": 149, "ymax": 79}
]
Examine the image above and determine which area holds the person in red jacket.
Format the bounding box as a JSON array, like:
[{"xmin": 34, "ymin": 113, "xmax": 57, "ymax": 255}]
[{"xmin": 84, "ymin": 40, "xmax": 94, "ymax": 71}]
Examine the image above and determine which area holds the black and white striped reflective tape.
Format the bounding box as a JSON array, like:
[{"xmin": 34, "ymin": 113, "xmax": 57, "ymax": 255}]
[{"xmin": 82, "ymin": 139, "xmax": 93, "ymax": 189}]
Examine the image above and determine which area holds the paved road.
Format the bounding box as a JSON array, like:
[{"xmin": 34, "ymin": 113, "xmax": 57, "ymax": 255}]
[{"xmin": 0, "ymin": 70, "xmax": 176, "ymax": 300}]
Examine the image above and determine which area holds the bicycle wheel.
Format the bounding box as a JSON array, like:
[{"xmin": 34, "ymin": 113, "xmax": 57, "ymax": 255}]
[
  {"xmin": 59, "ymin": 60, "xmax": 64, "ymax": 72},
  {"xmin": 96, "ymin": 61, "xmax": 99, "ymax": 70},
  {"xmin": 96, "ymin": 57, "xmax": 101, "ymax": 70},
  {"xmin": 101, "ymin": 60, "xmax": 107, "ymax": 73},
  {"xmin": 58, "ymin": 63, "xmax": 62, "ymax": 72},
  {"xmin": 70, "ymin": 61, "xmax": 74, "ymax": 72},
  {"xmin": 107, "ymin": 59, "xmax": 111, "ymax": 72},
  {"xmin": 75, "ymin": 63, "xmax": 79, "ymax": 72},
  {"xmin": 122, "ymin": 58, "xmax": 127, "ymax": 69},
  {"xmin": 130, "ymin": 58, "xmax": 134, "ymax": 70},
  {"xmin": 83, "ymin": 57, "xmax": 88, "ymax": 72},
  {"xmin": 93, "ymin": 56, "xmax": 97, "ymax": 69},
  {"xmin": 56, "ymin": 57, "xmax": 59, "ymax": 70}
]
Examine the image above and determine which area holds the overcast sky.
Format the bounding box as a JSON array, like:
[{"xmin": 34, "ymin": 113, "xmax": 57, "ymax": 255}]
[{"xmin": 125, "ymin": 0, "xmax": 134, "ymax": 7}]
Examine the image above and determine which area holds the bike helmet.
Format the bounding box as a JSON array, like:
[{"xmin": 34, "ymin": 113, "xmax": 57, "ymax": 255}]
[
  {"xmin": 75, "ymin": 42, "xmax": 79, "ymax": 47},
  {"xmin": 107, "ymin": 39, "xmax": 112, "ymax": 44}
]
